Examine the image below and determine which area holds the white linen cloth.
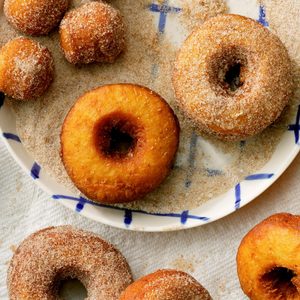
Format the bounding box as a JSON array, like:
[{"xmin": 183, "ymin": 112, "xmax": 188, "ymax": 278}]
[{"xmin": 0, "ymin": 139, "xmax": 299, "ymax": 299}]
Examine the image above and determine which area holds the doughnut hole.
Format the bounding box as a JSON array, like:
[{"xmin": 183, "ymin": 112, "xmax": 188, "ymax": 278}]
[
  {"xmin": 208, "ymin": 46, "xmax": 249, "ymax": 95},
  {"xmin": 58, "ymin": 278, "xmax": 87, "ymax": 299},
  {"xmin": 51, "ymin": 269, "xmax": 89, "ymax": 299},
  {"xmin": 4, "ymin": 0, "xmax": 69, "ymax": 36},
  {"xmin": 260, "ymin": 267, "xmax": 299, "ymax": 299},
  {"xmin": 59, "ymin": 2, "xmax": 125, "ymax": 64},
  {"xmin": 224, "ymin": 63, "xmax": 242, "ymax": 91},
  {"xmin": 0, "ymin": 37, "xmax": 54, "ymax": 101},
  {"xmin": 94, "ymin": 112, "xmax": 143, "ymax": 160}
]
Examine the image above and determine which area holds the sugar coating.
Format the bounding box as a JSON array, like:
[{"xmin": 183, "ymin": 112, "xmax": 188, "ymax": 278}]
[
  {"xmin": 0, "ymin": 37, "xmax": 54, "ymax": 100},
  {"xmin": 4, "ymin": 0, "xmax": 69, "ymax": 36},
  {"xmin": 120, "ymin": 269, "xmax": 212, "ymax": 300},
  {"xmin": 59, "ymin": 1, "xmax": 125, "ymax": 64},
  {"xmin": 173, "ymin": 14, "xmax": 294, "ymax": 141},
  {"xmin": 7, "ymin": 226, "xmax": 133, "ymax": 300}
]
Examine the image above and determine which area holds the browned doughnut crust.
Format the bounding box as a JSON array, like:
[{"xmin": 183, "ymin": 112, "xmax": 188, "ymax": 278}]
[
  {"xmin": 61, "ymin": 84, "xmax": 180, "ymax": 204},
  {"xmin": 7, "ymin": 226, "xmax": 133, "ymax": 300},
  {"xmin": 173, "ymin": 14, "xmax": 293, "ymax": 141},
  {"xmin": 59, "ymin": 2, "xmax": 125, "ymax": 64},
  {"xmin": 119, "ymin": 269, "xmax": 212, "ymax": 300},
  {"xmin": 0, "ymin": 37, "xmax": 54, "ymax": 101},
  {"xmin": 237, "ymin": 213, "xmax": 300, "ymax": 300},
  {"xmin": 4, "ymin": 0, "xmax": 69, "ymax": 36}
]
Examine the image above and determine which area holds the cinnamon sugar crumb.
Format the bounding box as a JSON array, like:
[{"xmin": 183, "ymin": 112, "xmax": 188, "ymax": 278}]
[
  {"xmin": 9, "ymin": 245, "xmax": 16, "ymax": 253},
  {"xmin": 179, "ymin": 0, "xmax": 228, "ymax": 31},
  {"xmin": 170, "ymin": 255, "xmax": 196, "ymax": 273}
]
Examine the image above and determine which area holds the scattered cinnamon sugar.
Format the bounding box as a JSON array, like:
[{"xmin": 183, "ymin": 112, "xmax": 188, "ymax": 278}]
[
  {"xmin": 15, "ymin": 172, "xmax": 23, "ymax": 192},
  {"xmin": 178, "ymin": 0, "xmax": 228, "ymax": 31},
  {"xmin": 259, "ymin": 0, "xmax": 300, "ymax": 101},
  {"xmin": 9, "ymin": 245, "xmax": 16, "ymax": 253},
  {"xmin": 170, "ymin": 255, "xmax": 196, "ymax": 273},
  {"xmin": 216, "ymin": 279, "xmax": 227, "ymax": 296},
  {"xmin": 1, "ymin": 0, "xmax": 298, "ymax": 213}
]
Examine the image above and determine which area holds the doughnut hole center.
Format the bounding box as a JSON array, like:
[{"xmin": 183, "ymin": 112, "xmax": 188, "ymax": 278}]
[
  {"xmin": 95, "ymin": 112, "xmax": 141, "ymax": 159},
  {"xmin": 58, "ymin": 278, "xmax": 87, "ymax": 300},
  {"xmin": 209, "ymin": 47, "xmax": 248, "ymax": 94},
  {"xmin": 224, "ymin": 63, "xmax": 243, "ymax": 91},
  {"xmin": 260, "ymin": 267, "xmax": 298, "ymax": 298}
]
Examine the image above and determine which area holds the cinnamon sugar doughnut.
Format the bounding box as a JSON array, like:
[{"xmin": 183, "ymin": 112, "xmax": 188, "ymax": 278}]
[
  {"xmin": 61, "ymin": 84, "xmax": 179, "ymax": 204},
  {"xmin": 59, "ymin": 2, "xmax": 125, "ymax": 65},
  {"xmin": 237, "ymin": 213, "xmax": 300, "ymax": 300},
  {"xmin": 8, "ymin": 226, "xmax": 133, "ymax": 300},
  {"xmin": 0, "ymin": 37, "xmax": 54, "ymax": 101},
  {"xmin": 119, "ymin": 269, "xmax": 212, "ymax": 300},
  {"xmin": 4, "ymin": 0, "xmax": 69, "ymax": 36},
  {"xmin": 173, "ymin": 14, "xmax": 293, "ymax": 141}
]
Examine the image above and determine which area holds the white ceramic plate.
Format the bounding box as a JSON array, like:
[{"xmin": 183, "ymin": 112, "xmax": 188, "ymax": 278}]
[{"xmin": 1, "ymin": 0, "xmax": 299, "ymax": 231}]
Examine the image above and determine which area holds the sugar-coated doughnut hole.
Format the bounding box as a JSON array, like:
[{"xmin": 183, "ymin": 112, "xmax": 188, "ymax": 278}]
[
  {"xmin": 4, "ymin": 0, "xmax": 69, "ymax": 36},
  {"xmin": 59, "ymin": 2, "xmax": 125, "ymax": 65},
  {"xmin": 0, "ymin": 37, "xmax": 54, "ymax": 101}
]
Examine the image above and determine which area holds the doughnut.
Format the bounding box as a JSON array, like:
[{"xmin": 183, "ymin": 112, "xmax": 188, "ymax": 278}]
[
  {"xmin": 59, "ymin": 2, "xmax": 125, "ymax": 65},
  {"xmin": 237, "ymin": 213, "xmax": 300, "ymax": 300},
  {"xmin": 4, "ymin": 0, "xmax": 69, "ymax": 36},
  {"xmin": 173, "ymin": 14, "xmax": 293, "ymax": 141},
  {"xmin": 61, "ymin": 84, "xmax": 179, "ymax": 204},
  {"xmin": 8, "ymin": 226, "xmax": 133, "ymax": 299},
  {"xmin": 0, "ymin": 37, "xmax": 54, "ymax": 101},
  {"xmin": 119, "ymin": 269, "xmax": 212, "ymax": 300}
]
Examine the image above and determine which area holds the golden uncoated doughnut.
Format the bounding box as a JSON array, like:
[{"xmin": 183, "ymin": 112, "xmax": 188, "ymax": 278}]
[{"xmin": 61, "ymin": 84, "xmax": 180, "ymax": 204}]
